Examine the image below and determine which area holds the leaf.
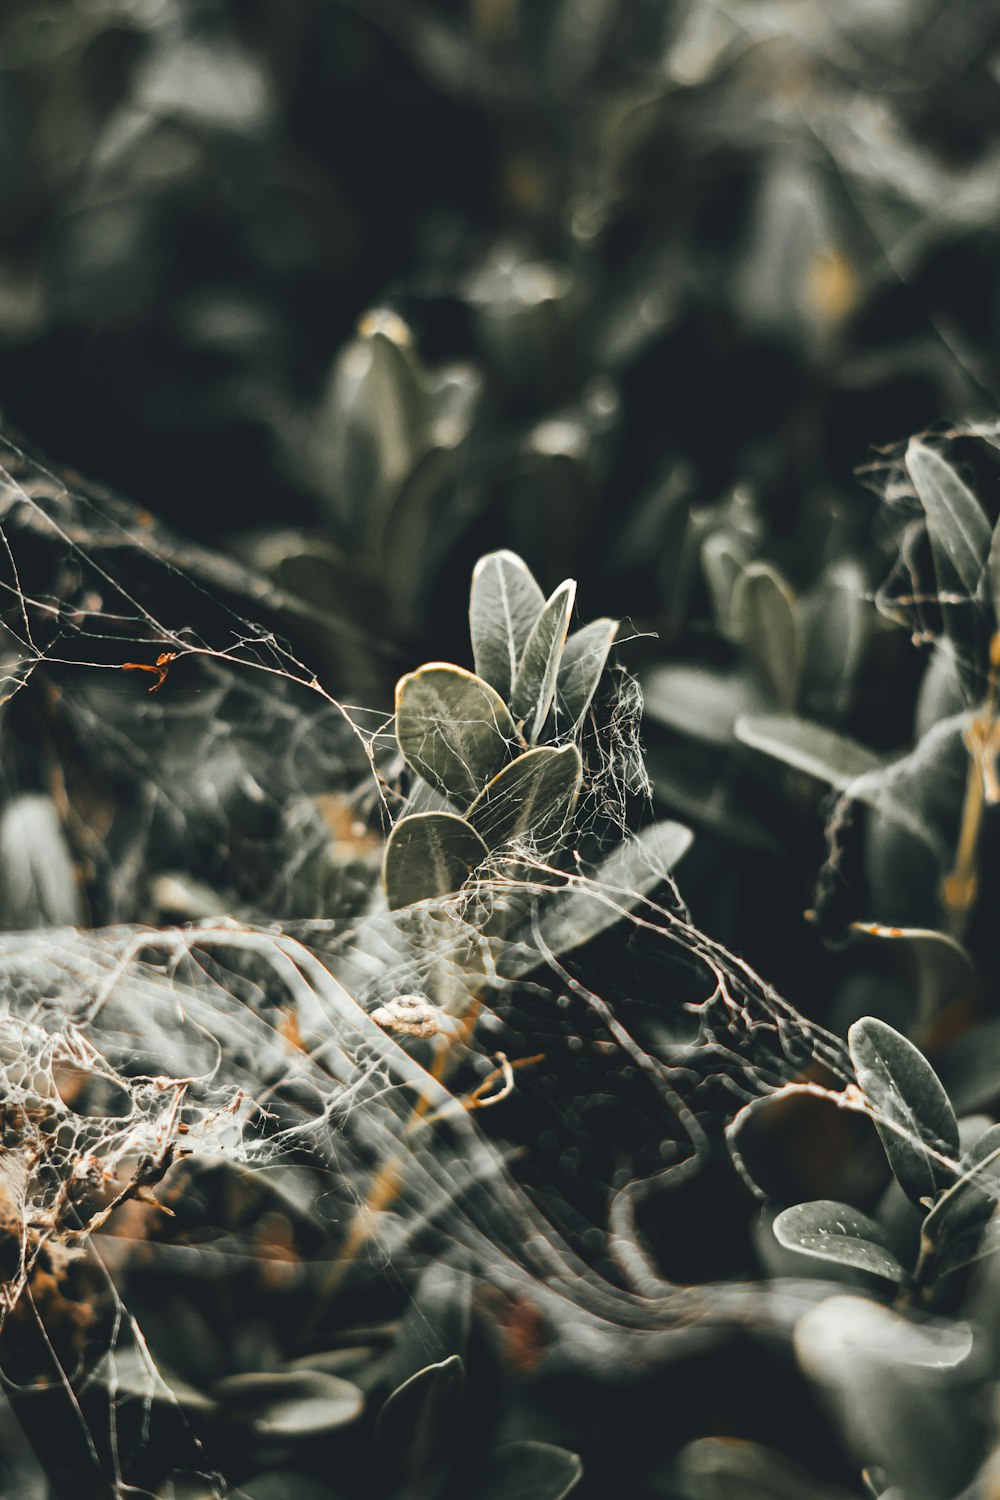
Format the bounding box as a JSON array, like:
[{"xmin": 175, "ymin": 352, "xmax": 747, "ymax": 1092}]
[
  {"xmin": 643, "ymin": 663, "xmax": 771, "ymax": 746},
  {"xmin": 933, "ymin": 1209, "xmax": 1000, "ymax": 1279},
  {"xmin": 923, "ymin": 1124, "xmax": 1000, "ymax": 1269},
  {"xmin": 848, "ymin": 1017, "xmax": 960, "ymax": 1204},
  {"xmin": 470, "ymin": 550, "xmax": 546, "ymax": 700},
  {"xmin": 383, "ymin": 812, "xmax": 489, "ymax": 909},
  {"xmin": 510, "ymin": 580, "xmax": 577, "ymax": 742},
  {"xmin": 906, "ymin": 439, "xmax": 990, "ymax": 600},
  {"xmin": 543, "ymin": 617, "xmax": 618, "ymax": 740},
  {"xmin": 527, "ymin": 819, "xmax": 693, "ymax": 960},
  {"xmin": 0, "ymin": 794, "xmax": 84, "ymax": 929},
  {"xmin": 375, "ymin": 1356, "xmax": 465, "ymax": 1477},
  {"xmin": 395, "ymin": 663, "xmax": 517, "ymax": 805},
  {"xmin": 773, "ymin": 1200, "xmax": 905, "ymax": 1283},
  {"xmin": 848, "ymin": 924, "xmax": 975, "ymax": 1032},
  {"xmin": 736, "ymin": 713, "xmax": 883, "ymax": 789},
  {"xmin": 467, "ymin": 745, "xmax": 582, "ymax": 849},
  {"xmin": 212, "ymin": 1370, "xmax": 363, "ymax": 1439},
  {"xmin": 678, "ymin": 1437, "xmax": 854, "ymax": 1500},
  {"xmin": 702, "ymin": 530, "xmax": 749, "ymax": 637},
  {"xmin": 478, "ymin": 1441, "xmax": 582, "ymax": 1500},
  {"xmin": 731, "ymin": 562, "xmax": 802, "ymax": 709},
  {"xmin": 794, "ymin": 1295, "xmax": 974, "ymax": 1500},
  {"xmin": 987, "ymin": 516, "xmax": 1000, "ymax": 627}
]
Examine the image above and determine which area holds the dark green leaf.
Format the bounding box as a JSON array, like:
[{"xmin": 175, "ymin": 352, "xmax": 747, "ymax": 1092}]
[
  {"xmin": 848, "ymin": 1017, "xmax": 960, "ymax": 1203},
  {"xmin": 467, "ymin": 744, "xmax": 582, "ymax": 849},
  {"xmin": 383, "ymin": 812, "xmax": 489, "ymax": 909},
  {"xmin": 478, "ymin": 1441, "xmax": 582, "ymax": 1500},
  {"xmin": 374, "ymin": 1356, "xmax": 465, "ymax": 1478},
  {"xmin": 510, "ymin": 580, "xmax": 576, "ymax": 742},
  {"xmin": 470, "ymin": 550, "xmax": 546, "ymax": 700},
  {"xmin": 395, "ymin": 663, "xmax": 517, "ymax": 805},
  {"xmin": 906, "ymin": 439, "xmax": 990, "ymax": 600},
  {"xmin": 923, "ymin": 1124, "xmax": 1000, "ymax": 1267},
  {"xmin": 773, "ymin": 1200, "xmax": 905, "ymax": 1282}
]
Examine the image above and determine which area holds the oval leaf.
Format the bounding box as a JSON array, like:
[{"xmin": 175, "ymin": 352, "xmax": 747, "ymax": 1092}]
[
  {"xmin": 395, "ymin": 663, "xmax": 517, "ymax": 805},
  {"xmin": 773, "ymin": 1200, "xmax": 905, "ymax": 1283},
  {"xmin": 212, "ymin": 1370, "xmax": 363, "ymax": 1439},
  {"xmin": 731, "ymin": 562, "xmax": 802, "ymax": 709},
  {"xmin": 470, "ymin": 550, "xmax": 546, "ymax": 701},
  {"xmin": 543, "ymin": 617, "xmax": 618, "ymax": 740},
  {"xmin": 510, "ymin": 580, "xmax": 577, "ymax": 742},
  {"xmin": 848, "ymin": 1017, "xmax": 960, "ymax": 1204},
  {"xmin": 479, "ymin": 1441, "xmax": 583, "ymax": 1500},
  {"xmin": 906, "ymin": 439, "xmax": 990, "ymax": 600},
  {"xmin": 467, "ymin": 745, "xmax": 582, "ymax": 849},
  {"xmin": 383, "ymin": 812, "xmax": 489, "ymax": 909}
]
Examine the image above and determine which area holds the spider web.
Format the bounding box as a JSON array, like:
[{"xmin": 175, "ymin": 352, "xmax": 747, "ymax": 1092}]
[{"xmin": 0, "ymin": 432, "xmax": 920, "ymax": 1496}]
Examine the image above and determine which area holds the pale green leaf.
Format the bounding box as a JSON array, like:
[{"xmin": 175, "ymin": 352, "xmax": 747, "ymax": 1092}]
[
  {"xmin": 848, "ymin": 1016, "xmax": 959, "ymax": 1204},
  {"xmin": 906, "ymin": 439, "xmax": 990, "ymax": 599},
  {"xmin": 395, "ymin": 663, "xmax": 517, "ymax": 805},
  {"xmin": 470, "ymin": 550, "xmax": 546, "ymax": 701},
  {"xmin": 510, "ymin": 580, "xmax": 576, "ymax": 742},
  {"xmin": 467, "ymin": 744, "xmax": 582, "ymax": 849},
  {"xmin": 773, "ymin": 1200, "xmax": 905, "ymax": 1282},
  {"xmin": 543, "ymin": 617, "xmax": 618, "ymax": 740},
  {"xmin": 736, "ymin": 713, "xmax": 883, "ymax": 789}
]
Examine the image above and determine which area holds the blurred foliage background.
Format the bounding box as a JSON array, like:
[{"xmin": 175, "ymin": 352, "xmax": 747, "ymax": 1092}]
[{"xmin": 4, "ymin": 2, "xmax": 1000, "ymax": 1498}]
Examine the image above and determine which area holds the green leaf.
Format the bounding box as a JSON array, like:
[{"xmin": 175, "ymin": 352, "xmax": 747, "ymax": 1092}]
[
  {"xmin": 395, "ymin": 663, "xmax": 517, "ymax": 805},
  {"xmin": 212, "ymin": 1370, "xmax": 363, "ymax": 1439},
  {"xmin": 906, "ymin": 439, "xmax": 990, "ymax": 600},
  {"xmin": 543, "ymin": 617, "xmax": 618, "ymax": 740},
  {"xmin": 383, "ymin": 812, "xmax": 490, "ymax": 909},
  {"xmin": 467, "ymin": 744, "xmax": 582, "ymax": 849},
  {"xmin": 527, "ymin": 819, "xmax": 693, "ymax": 960},
  {"xmin": 731, "ymin": 562, "xmax": 802, "ymax": 709},
  {"xmin": 374, "ymin": 1356, "xmax": 465, "ymax": 1477},
  {"xmin": 736, "ymin": 713, "xmax": 883, "ymax": 789},
  {"xmin": 848, "ymin": 1017, "xmax": 960, "ymax": 1204},
  {"xmin": 924, "ymin": 1124, "xmax": 1000, "ymax": 1271},
  {"xmin": 470, "ymin": 550, "xmax": 546, "ymax": 701},
  {"xmin": 643, "ymin": 664, "xmax": 771, "ymax": 746},
  {"xmin": 773, "ymin": 1200, "xmax": 905, "ymax": 1283},
  {"xmin": 478, "ymin": 1441, "xmax": 582, "ymax": 1500},
  {"xmin": 934, "ymin": 1209, "xmax": 1000, "ymax": 1279},
  {"xmin": 510, "ymin": 580, "xmax": 577, "ymax": 742}
]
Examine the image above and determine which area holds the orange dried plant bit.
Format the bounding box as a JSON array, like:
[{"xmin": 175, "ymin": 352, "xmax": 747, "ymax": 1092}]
[{"xmin": 121, "ymin": 651, "xmax": 177, "ymax": 691}]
